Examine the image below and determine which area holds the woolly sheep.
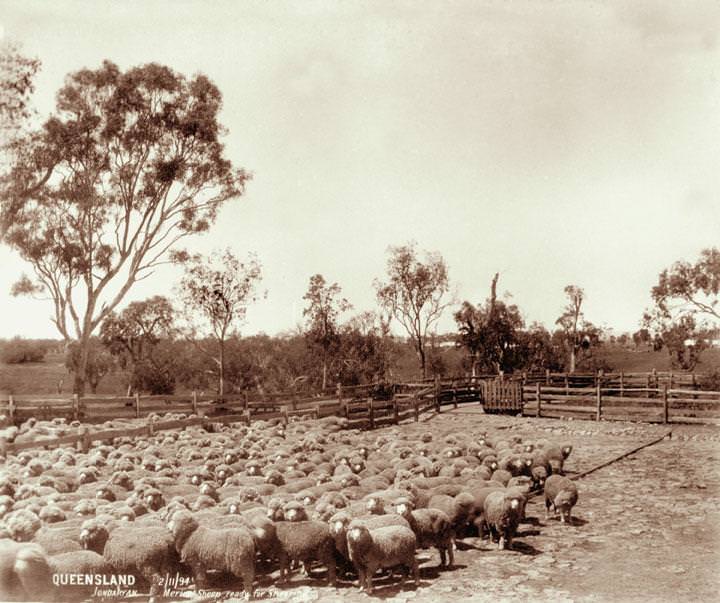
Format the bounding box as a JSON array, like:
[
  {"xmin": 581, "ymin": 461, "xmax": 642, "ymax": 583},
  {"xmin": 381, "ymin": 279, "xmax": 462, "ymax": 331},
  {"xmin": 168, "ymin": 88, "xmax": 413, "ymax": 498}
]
[
  {"xmin": 0, "ymin": 539, "xmax": 55, "ymax": 602},
  {"xmin": 544, "ymin": 475, "xmax": 579, "ymax": 524},
  {"xmin": 482, "ymin": 490, "xmax": 524, "ymax": 550},
  {"xmin": 168, "ymin": 510, "xmax": 255, "ymax": 597},
  {"xmin": 273, "ymin": 519, "xmax": 336, "ymax": 586},
  {"xmin": 394, "ymin": 497, "xmax": 454, "ymax": 568},
  {"xmin": 346, "ymin": 524, "xmax": 418, "ymax": 593},
  {"xmin": 101, "ymin": 523, "xmax": 180, "ymax": 597}
]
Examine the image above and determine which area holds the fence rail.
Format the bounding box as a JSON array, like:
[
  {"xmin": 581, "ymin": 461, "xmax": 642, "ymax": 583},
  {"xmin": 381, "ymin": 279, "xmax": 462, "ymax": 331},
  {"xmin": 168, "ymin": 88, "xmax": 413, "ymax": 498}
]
[
  {"xmin": 2, "ymin": 371, "xmax": 718, "ymax": 453},
  {"xmin": 523, "ymin": 383, "xmax": 720, "ymax": 424}
]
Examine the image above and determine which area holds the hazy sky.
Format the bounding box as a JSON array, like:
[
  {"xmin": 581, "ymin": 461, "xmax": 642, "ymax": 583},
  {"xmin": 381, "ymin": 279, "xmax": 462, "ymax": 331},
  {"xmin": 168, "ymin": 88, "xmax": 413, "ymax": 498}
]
[{"xmin": 1, "ymin": 0, "xmax": 719, "ymax": 340}]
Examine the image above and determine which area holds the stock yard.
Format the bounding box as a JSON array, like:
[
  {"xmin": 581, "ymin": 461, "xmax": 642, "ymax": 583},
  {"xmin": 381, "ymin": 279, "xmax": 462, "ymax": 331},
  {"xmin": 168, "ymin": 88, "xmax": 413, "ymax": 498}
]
[{"xmin": 0, "ymin": 404, "xmax": 718, "ymax": 603}]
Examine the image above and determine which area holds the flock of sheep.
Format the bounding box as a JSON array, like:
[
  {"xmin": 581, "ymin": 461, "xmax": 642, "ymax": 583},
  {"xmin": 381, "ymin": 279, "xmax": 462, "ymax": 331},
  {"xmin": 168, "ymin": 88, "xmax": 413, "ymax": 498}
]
[{"xmin": 0, "ymin": 411, "xmax": 579, "ymax": 601}]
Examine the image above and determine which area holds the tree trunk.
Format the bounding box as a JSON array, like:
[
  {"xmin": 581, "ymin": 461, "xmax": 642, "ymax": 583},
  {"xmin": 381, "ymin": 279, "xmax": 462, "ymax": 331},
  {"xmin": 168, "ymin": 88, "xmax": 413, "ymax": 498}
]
[
  {"xmin": 322, "ymin": 360, "xmax": 327, "ymax": 391},
  {"xmin": 419, "ymin": 343, "xmax": 427, "ymax": 379},
  {"xmin": 219, "ymin": 338, "xmax": 225, "ymax": 398},
  {"xmin": 569, "ymin": 348, "xmax": 576, "ymax": 373},
  {"xmin": 72, "ymin": 332, "xmax": 92, "ymax": 396}
]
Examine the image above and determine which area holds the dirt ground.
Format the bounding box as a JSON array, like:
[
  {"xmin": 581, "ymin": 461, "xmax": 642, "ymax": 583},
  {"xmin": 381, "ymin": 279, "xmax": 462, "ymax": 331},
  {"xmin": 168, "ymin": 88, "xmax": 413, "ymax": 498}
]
[{"xmin": 246, "ymin": 410, "xmax": 720, "ymax": 603}]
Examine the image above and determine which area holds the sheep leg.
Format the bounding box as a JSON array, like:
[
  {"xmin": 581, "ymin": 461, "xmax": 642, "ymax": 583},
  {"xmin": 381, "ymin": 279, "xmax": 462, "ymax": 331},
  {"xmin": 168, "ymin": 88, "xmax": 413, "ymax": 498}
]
[
  {"xmin": 193, "ymin": 565, "xmax": 208, "ymax": 590},
  {"xmin": 278, "ymin": 552, "xmax": 290, "ymax": 584},
  {"xmin": 447, "ymin": 540, "xmax": 455, "ymax": 567},
  {"xmin": 142, "ymin": 568, "xmax": 164, "ymax": 600},
  {"xmin": 240, "ymin": 565, "xmax": 254, "ymax": 600},
  {"xmin": 411, "ymin": 557, "xmax": 419, "ymax": 586},
  {"xmin": 356, "ymin": 566, "xmax": 367, "ymax": 591},
  {"xmin": 325, "ymin": 554, "xmax": 337, "ymax": 586},
  {"xmin": 365, "ymin": 562, "xmax": 377, "ymax": 593}
]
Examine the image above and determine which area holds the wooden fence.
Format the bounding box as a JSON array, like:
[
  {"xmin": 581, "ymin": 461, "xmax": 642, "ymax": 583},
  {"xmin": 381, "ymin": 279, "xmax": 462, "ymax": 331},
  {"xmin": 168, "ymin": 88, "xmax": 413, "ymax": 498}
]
[
  {"xmin": 521, "ymin": 369, "xmax": 702, "ymax": 390},
  {"xmin": 522, "ymin": 383, "xmax": 720, "ymax": 424}
]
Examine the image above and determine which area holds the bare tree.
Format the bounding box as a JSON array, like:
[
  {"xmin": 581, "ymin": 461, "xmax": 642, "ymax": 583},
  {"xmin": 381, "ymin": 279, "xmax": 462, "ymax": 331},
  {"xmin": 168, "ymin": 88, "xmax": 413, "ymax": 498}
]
[
  {"xmin": 176, "ymin": 249, "xmax": 263, "ymax": 397},
  {"xmin": 374, "ymin": 242, "xmax": 451, "ymax": 379},
  {"xmin": 0, "ymin": 61, "xmax": 249, "ymax": 394}
]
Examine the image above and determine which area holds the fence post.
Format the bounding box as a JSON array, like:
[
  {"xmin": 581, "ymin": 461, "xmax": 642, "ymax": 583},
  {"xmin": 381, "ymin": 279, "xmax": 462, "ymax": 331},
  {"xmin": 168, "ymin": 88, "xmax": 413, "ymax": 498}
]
[
  {"xmin": 393, "ymin": 399, "xmax": 399, "ymax": 424},
  {"xmin": 368, "ymin": 399, "xmax": 375, "ymax": 430},
  {"xmin": 535, "ymin": 382, "xmax": 541, "ymax": 418},
  {"xmin": 192, "ymin": 391, "xmax": 198, "ymax": 415},
  {"xmin": 8, "ymin": 395, "xmax": 14, "ymax": 424},
  {"xmin": 663, "ymin": 384, "xmax": 669, "ymax": 424},
  {"xmin": 147, "ymin": 416, "xmax": 155, "ymax": 436},
  {"xmin": 81, "ymin": 427, "xmax": 92, "ymax": 453},
  {"xmin": 595, "ymin": 384, "xmax": 602, "ymax": 421},
  {"xmin": 564, "ymin": 372, "xmax": 569, "ymax": 395},
  {"xmin": 652, "ymin": 368, "xmax": 657, "ymax": 389},
  {"xmin": 545, "ymin": 369, "xmax": 550, "ymax": 386},
  {"xmin": 315, "ymin": 404, "xmax": 321, "ymax": 420},
  {"xmin": 620, "ymin": 371, "xmax": 625, "ymax": 397},
  {"xmin": 413, "ymin": 398, "xmax": 419, "ymax": 422},
  {"xmin": 669, "ymin": 372, "xmax": 673, "ymax": 390},
  {"xmin": 434, "ymin": 376, "xmax": 441, "ymax": 412},
  {"xmin": 72, "ymin": 394, "xmax": 79, "ymax": 422},
  {"xmin": 135, "ymin": 392, "xmax": 141, "ymax": 418}
]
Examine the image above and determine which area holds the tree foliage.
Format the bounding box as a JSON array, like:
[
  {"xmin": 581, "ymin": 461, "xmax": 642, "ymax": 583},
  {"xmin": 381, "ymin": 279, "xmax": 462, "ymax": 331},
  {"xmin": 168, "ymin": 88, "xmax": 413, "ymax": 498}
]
[
  {"xmin": 302, "ymin": 274, "xmax": 352, "ymax": 390},
  {"xmin": 374, "ymin": 242, "xmax": 451, "ymax": 378},
  {"xmin": 650, "ymin": 248, "xmax": 720, "ymax": 323},
  {"xmin": 455, "ymin": 273, "xmax": 525, "ymax": 374},
  {"xmin": 644, "ymin": 248, "xmax": 720, "ymax": 370},
  {"xmin": 0, "ymin": 41, "xmax": 40, "ymax": 137},
  {"xmin": 65, "ymin": 337, "xmax": 114, "ymax": 394},
  {"xmin": 0, "ymin": 61, "xmax": 248, "ymax": 393},
  {"xmin": 100, "ymin": 295, "xmax": 177, "ymax": 394},
  {"xmin": 176, "ymin": 248, "xmax": 263, "ymax": 396},
  {"xmin": 0, "ymin": 336, "xmax": 47, "ymax": 364},
  {"xmin": 555, "ymin": 285, "xmax": 600, "ymax": 373},
  {"xmin": 337, "ymin": 311, "xmax": 393, "ymax": 385}
]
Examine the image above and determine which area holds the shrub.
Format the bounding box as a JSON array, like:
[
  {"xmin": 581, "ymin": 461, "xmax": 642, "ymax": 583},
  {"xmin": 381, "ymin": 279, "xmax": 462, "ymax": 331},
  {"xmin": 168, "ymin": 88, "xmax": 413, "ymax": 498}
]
[{"xmin": 0, "ymin": 338, "xmax": 47, "ymax": 364}]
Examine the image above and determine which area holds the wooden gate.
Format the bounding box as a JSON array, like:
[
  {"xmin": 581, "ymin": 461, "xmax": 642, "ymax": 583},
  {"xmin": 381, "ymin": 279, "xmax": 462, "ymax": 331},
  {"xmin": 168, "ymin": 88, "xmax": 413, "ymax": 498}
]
[{"xmin": 482, "ymin": 379, "xmax": 523, "ymax": 414}]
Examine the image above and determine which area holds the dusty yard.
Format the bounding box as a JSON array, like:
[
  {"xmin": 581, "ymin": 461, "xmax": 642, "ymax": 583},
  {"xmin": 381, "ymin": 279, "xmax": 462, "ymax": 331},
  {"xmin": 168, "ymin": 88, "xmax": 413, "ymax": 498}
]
[{"xmin": 261, "ymin": 410, "xmax": 720, "ymax": 603}]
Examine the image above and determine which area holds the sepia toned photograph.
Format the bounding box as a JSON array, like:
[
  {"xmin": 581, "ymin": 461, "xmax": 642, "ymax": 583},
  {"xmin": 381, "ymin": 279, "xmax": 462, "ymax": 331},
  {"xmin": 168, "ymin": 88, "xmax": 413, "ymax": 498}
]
[{"xmin": 0, "ymin": 1, "xmax": 718, "ymax": 601}]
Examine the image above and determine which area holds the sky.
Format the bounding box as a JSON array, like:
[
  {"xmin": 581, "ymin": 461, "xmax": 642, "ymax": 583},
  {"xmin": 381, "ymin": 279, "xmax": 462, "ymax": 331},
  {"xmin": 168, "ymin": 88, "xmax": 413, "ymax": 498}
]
[{"xmin": 0, "ymin": 0, "xmax": 719, "ymax": 340}]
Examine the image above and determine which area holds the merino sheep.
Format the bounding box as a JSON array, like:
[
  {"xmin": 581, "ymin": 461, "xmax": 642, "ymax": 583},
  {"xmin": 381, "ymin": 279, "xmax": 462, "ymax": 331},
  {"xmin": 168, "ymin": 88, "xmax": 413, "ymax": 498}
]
[
  {"xmin": 101, "ymin": 523, "xmax": 180, "ymax": 597},
  {"xmin": 482, "ymin": 490, "xmax": 524, "ymax": 550},
  {"xmin": 346, "ymin": 524, "xmax": 418, "ymax": 593},
  {"xmin": 273, "ymin": 519, "xmax": 336, "ymax": 586},
  {"xmin": 168, "ymin": 510, "xmax": 255, "ymax": 597},
  {"xmin": 544, "ymin": 475, "xmax": 579, "ymax": 523},
  {"xmin": 0, "ymin": 539, "xmax": 56, "ymax": 602},
  {"xmin": 394, "ymin": 498, "xmax": 454, "ymax": 568}
]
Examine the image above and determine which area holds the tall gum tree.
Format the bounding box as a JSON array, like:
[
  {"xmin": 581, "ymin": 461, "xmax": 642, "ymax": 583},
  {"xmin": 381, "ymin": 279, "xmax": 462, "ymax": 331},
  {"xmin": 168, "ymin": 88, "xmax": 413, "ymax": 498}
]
[
  {"xmin": 176, "ymin": 249, "xmax": 263, "ymax": 398},
  {"xmin": 374, "ymin": 242, "xmax": 451, "ymax": 379},
  {"xmin": 0, "ymin": 61, "xmax": 249, "ymax": 394}
]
